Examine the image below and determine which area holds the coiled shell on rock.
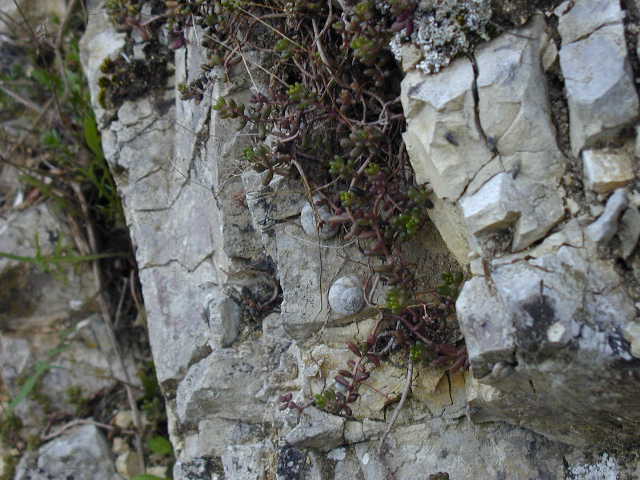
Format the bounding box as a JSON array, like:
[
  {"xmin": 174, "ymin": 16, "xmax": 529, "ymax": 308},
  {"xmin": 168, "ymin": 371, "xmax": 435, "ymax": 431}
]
[
  {"xmin": 300, "ymin": 200, "xmax": 338, "ymax": 240},
  {"xmin": 328, "ymin": 275, "xmax": 365, "ymax": 315}
]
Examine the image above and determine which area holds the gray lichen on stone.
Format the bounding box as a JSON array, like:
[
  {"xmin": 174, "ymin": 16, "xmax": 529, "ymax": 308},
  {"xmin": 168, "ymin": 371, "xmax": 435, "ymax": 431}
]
[{"xmin": 389, "ymin": 0, "xmax": 492, "ymax": 73}]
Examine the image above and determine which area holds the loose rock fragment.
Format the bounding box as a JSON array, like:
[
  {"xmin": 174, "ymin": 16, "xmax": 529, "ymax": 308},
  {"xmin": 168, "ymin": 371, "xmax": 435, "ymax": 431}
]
[
  {"xmin": 583, "ymin": 149, "xmax": 634, "ymax": 194},
  {"xmin": 206, "ymin": 293, "xmax": 242, "ymax": 348},
  {"xmin": 116, "ymin": 451, "xmax": 143, "ymax": 478},
  {"xmin": 285, "ymin": 407, "xmax": 345, "ymax": 451},
  {"xmin": 460, "ymin": 173, "xmax": 520, "ymax": 235},
  {"xmin": 559, "ymin": 21, "xmax": 639, "ymax": 155},
  {"xmin": 14, "ymin": 425, "xmax": 120, "ymax": 480},
  {"xmin": 619, "ymin": 207, "xmax": 640, "ymax": 258},
  {"xmin": 586, "ymin": 189, "xmax": 629, "ymax": 245}
]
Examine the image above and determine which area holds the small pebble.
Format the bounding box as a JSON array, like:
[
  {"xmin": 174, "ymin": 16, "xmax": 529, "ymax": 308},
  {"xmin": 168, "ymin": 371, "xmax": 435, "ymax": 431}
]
[{"xmin": 113, "ymin": 410, "xmax": 134, "ymax": 429}]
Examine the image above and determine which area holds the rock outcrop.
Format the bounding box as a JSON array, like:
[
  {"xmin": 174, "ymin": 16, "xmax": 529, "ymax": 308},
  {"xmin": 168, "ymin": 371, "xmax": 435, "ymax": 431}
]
[
  {"xmin": 402, "ymin": 1, "xmax": 640, "ymax": 448},
  {"xmin": 77, "ymin": 0, "xmax": 640, "ymax": 478}
]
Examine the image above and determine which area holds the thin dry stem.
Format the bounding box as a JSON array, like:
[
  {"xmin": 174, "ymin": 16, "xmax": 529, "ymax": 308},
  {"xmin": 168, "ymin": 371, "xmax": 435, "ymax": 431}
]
[
  {"xmin": 70, "ymin": 182, "xmax": 146, "ymax": 474},
  {"xmin": 377, "ymin": 356, "xmax": 413, "ymax": 454},
  {"xmin": 0, "ymin": 82, "xmax": 45, "ymax": 113},
  {"xmin": 41, "ymin": 419, "xmax": 133, "ymax": 441}
]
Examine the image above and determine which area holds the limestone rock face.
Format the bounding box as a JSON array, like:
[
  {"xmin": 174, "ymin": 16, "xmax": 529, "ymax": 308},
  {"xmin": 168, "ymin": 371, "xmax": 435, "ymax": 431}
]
[
  {"xmin": 79, "ymin": 0, "xmax": 640, "ymax": 478},
  {"xmin": 403, "ymin": 4, "xmax": 640, "ymax": 450},
  {"xmin": 402, "ymin": 16, "xmax": 566, "ymax": 260},
  {"xmin": 556, "ymin": 0, "xmax": 639, "ymax": 155}
]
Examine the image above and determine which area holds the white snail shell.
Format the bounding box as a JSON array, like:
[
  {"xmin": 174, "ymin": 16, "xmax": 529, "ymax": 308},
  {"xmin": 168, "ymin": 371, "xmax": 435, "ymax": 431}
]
[
  {"xmin": 300, "ymin": 200, "xmax": 338, "ymax": 240},
  {"xmin": 328, "ymin": 275, "xmax": 365, "ymax": 315}
]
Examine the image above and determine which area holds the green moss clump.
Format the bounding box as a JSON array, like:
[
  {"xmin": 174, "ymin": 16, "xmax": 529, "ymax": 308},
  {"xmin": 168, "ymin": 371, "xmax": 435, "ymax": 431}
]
[
  {"xmin": 97, "ymin": 44, "xmax": 173, "ymax": 110},
  {"xmin": 0, "ymin": 453, "xmax": 18, "ymax": 480},
  {"xmin": 0, "ymin": 265, "xmax": 36, "ymax": 330},
  {"xmin": 66, "ymin": 386, "xmax": 91, "ymax": 417},
  {"xmin": 0, "ymin": 413, "xmax": 22, "ymax": 446}
]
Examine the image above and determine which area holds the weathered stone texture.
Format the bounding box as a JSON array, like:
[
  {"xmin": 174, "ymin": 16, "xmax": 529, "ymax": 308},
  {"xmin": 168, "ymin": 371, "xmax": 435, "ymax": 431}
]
[
  {"xmin": 557, "ymin": 0, "xmax": 639, "ymax": 155},
  {"xmin": 402, "ymin": 3, "xmax": 640, "ymax": 454},
  {"xmin": 78, "ymin": 0, "xmax": 640, "ymax": 478},
  {"xmin": 403, "ymin": 16, "xmax": 566, "ymax": 256},
  {"xmin": 583, "ymin": 149, "xmax": 635, "ymax": 193},
  {"xmin": 14, "ymin": 425, "xmax": 122, "ymax": 480}
]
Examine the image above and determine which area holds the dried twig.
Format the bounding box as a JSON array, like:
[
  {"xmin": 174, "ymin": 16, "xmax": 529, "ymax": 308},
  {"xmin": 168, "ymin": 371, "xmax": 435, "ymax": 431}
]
[
  {"xmin": 0, "ymin": 82, "xmax": 44, "ymax": 114},
  {"xmin": 70, "ymin": 182, "xmax": 145, "ymax": 474},
  {"xmin": 41, "ymin": 418, "xmax": 133, "ymax": 441},
  {"xmin": 377, "ymin": 356, "xmax": 413, "ymax": 454},
  {"xmin": 113, "ymin": 277, "xmax": 129, "ymax": 330}
]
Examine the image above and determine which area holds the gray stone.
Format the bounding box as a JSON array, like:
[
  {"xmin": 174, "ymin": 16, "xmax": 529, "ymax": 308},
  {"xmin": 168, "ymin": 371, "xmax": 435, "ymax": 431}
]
[
  {"xmin": 583, "ymin": 149, "xmax": 635, "ymax": 193},
  {"xmin": 14, "ymin": 424, "xmax": 122, "ymax": 480},
  {"xmin": 403, "ymin": 16, "xmax": 566, "ymax": 256},
  {"xmin": 586, "ymin": 189, "xmax": 629, "ymax": 245},
  {"xmin": 619, "ymin": 206, "xmax": 640, "ymax": 258},
  {"xmin": 284, "ymin": 407, "xmax": 345, "ymax": 451},
  {"xmin": 242, "ymin": 171, "xmax": 305, "ymax": 260},
  {"xmin": 460, "ymin": 173, "xmax": 520, "ymax": 235},
  {"xmin": 176, "ymin": 351, "xmax": 265, "ymax": 430},
  {"xmin": 421, "ymin": 194, "xmax": 469, "ymax": 266},
  {"xmin": 458, "ymin": 233, "xmax": 639, "ymax": 446},
  {"xmin": 206, "ymin": 292, "xmax": 242, "ymax": 348},
  {"xmin": 567, "ymin": 454, "xmax": 620, "ymax": 480},
  {"xmin": 559, "ymin": 22, "xmax": 639, "ymax": 155},
  {"xmin": 623, "ymin": 322, "xmax": 640, "ymax": 358},
  {"xmin": 82, "ymin": 9, "xmax": 269, "ymax": 389},
  {"xmin": 78, "ymin": 0, "xmax": 640, "ymax": 476},
  {"xmin": 173, "ymin": 456, "xmax": 225, "ymax": 480},
  {"xmin": 511, "ymin": 179, "xmax": 565, "ymax": 252},
  {"xmin": 78, "ymin": 1, "xmax": 126, "ymax": 125},
  {"xmin": 328, "ymin": 275, "xmax": 365, "ymax": 315},
  {"xmin": 115, "ymin": 450, "xmax": 143, "ymax": 478},
  {"xmin": 455, "ymin": 277, "xmax": 516, "ymax": 379},
  {"xmin": 401, "ymin": 60, "xmax": 491, "ymax": 200},
  {"xmin": 0, "ymin": 202, "xmax": 139, "ymax": 433},
  {"xmin": 460, "ymin": 173, "xmax": 564, "ymax": 251},
  {"xmin": 222, "ymin": 443, "xmax": 271, "ymax": 480},
  {"xmin": 354, "ymin": 444, "xmax": 390, "ymax": 480},
  {"xmin": 300, "ymin": 199, "xmax": 339, "ymax": 240},
  {"xmin": 556, "ymin": 0, "xmax": 625, "ymax": 45}
]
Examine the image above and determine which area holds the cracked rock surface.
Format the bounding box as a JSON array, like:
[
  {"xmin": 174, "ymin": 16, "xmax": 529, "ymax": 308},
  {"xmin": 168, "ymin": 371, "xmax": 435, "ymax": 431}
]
[
  {"xmin": 403, "ymin": 2, "xmax": 640, "ymax": 450},
  {"xmin": 79, "ymin": 0, "xmax": 640, "ymax": 478},
  {"xmin": 557, "ymin": 0, "xmax": 639, "ymax": 155}
]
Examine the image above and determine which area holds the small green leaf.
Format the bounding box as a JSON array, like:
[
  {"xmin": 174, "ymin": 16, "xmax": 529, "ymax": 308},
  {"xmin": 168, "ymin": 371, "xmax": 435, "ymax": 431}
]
[
  {"xmin": 147, "ymin": 435, "xmax": 173, "ymax": 456},
  {"xmin": 8, "ymin": 344, "xmax": 68, "ymax": 412},
  {"xmin": 31, "ymin": 68, "xmax": 60, "ymax": 91},
  {"xmin": 131, "ymin": 475, "xmax": 168, "ymax": 480},
  {"xmin": 83, "ymin": 114, "xmax": 103, "ymax": 159}
]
